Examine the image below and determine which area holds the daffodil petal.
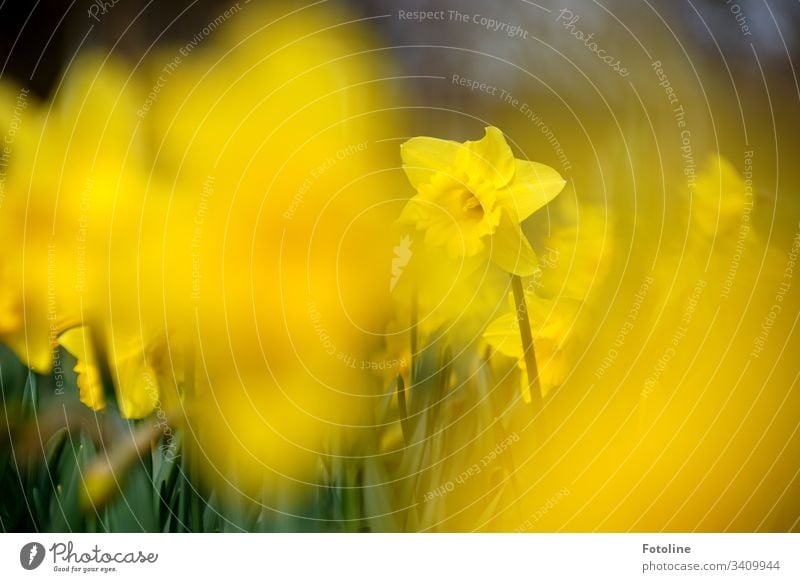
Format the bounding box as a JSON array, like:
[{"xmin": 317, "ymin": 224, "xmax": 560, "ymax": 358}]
[
  {"xmin": 59, "ymin": 327, "xmax": 106, "ymax": 411},
  {"xmin": 117, "ymin": 362, "xmax": 158, "ymax": 419},
  {"xmin": 489, "ymin": 211, "xmax": 539, "ymax": 276},
  {"xmin": 519, "ymin": 364, "xmax": 532, "ymax": 404},
  {"xmin": 460, "ymin": 126, "xmax": 516, "ymax": 189},
  {"xmin": 498, "ymin": 160, "xmax": 566, "ymax": 222},
  {"xmin": 4, "ymin": 333, "xmax": 53, "ymax": 374},
  {"xmin": 397, "ymin": 197, "xmax": 427, "ymax": 226},
  {"xmin": 400, "ymin": 136, "xmax": 463, "ymax": 189},
  {"xmin": 58, "ymin": 327, "xmax": 92, "ymax": 362},
  {"xmin": 483, "ymin": 312, "xmax": 522, "ymax": 358},
  {"xmin": 76, "ymin": 365, "xmax": 105, "ymax": 411},
  {"xmin": 691, "ymin": 155, "xmax": 747, "ymax": 238}
]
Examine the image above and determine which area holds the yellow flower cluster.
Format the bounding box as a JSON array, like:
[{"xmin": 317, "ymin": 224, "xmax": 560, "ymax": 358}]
[{"xmin": 0, "ymin": 4, "xmax": 402, "ymax": 491}]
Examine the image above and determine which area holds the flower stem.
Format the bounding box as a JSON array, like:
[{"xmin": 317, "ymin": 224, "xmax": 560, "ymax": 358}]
[
  {"xmin": 396, "ymin": 374, "xmax": 410, "ymax": 445},
  {"xmin": 511, "ymin": 275, "xmax": 542, "ymax": 411}
]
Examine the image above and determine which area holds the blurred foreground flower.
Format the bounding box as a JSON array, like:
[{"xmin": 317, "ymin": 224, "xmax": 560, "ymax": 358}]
[
  {"xmin": 144, "ymin": 3, "xmax": 405, "ymax": 496},
  {"xmin": 58, "ymin": 326, "xmax": 179, "ymax": 419},
  {"xmin": 0, "ymin": 1, "xmax": 406, "ymax": 506}
]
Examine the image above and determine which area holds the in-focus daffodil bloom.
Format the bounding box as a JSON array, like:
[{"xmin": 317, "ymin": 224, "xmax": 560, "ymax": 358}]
[{"xmin": 399, "ymin": 126, "xmax": 566, "ymax": 275}]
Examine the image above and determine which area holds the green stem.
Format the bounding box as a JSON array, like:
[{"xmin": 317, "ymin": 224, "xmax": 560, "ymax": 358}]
[
  {"xmin": 410, "ymin": 286, "xmax": 418, "ymax": 382},
  {"xmin": 511, "ymin": 275, "xmax": 542, "ymax": 411},
  {"xmin": 396, "ymin": 374, "xmax": 410, "ymax": 445}
]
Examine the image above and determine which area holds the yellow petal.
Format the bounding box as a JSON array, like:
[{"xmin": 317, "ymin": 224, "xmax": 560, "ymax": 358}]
[
  {"xmin": 59, "ymin": 327, "xmax": 106, "ymax": 411},
  {"xmin": 76, "ymin": 363, "xmax": 105, "ymax": 411},
  {"xmin": 459, "ymin": 126, "xmax": 516, "ymax": 189},
  {"xmin": 691, "ymin": 155, "xmax": 748, "ymax": 238},
  {"xmin": 498, "ymin": 160, "xmax": 566, "ymax": 222},
  {"xmin": 519, "ymin": 363, "xmax": 532, "ymax": 404},
  {"xmin": 58, "ymin": 327, "xmax": 92, "ymax": 363},
  {"xmin": 517, "ymin": 362, "xmax": 553, "ymax": 402},
  {"xmin": 400, "ymin": 136, "xmax": 463, "ymax": 189},
  {"xmin": 3, "ymin": 332, "xmax": 53, "ymax": 374},
  {"xmin": 483, "ymin": 312, "xmax": 522, "ymax": 358},
  {"xmin": 489, "ymin": 211, "xmax": 539, "ymax": 276},
  {"xmin": 116, "ymin": 362, "xmax": 158, "ymax": 419}
]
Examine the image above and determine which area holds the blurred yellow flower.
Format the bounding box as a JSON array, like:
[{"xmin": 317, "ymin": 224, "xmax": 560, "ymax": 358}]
[
  {"xmin": 484, "ymin": 293, "xmax": 583, "ymax": 401},
  {"xmin": 399, "ymin": 126, "xmax": 565, "ymax": 275},
  {"xmin": 691, "ymin": 154, "xmax": 754, "ymax": 243},
  {"xmin": 0, "ymin": 55, "xmax": 173, "ymax": 374},
  {"xmin": 59, "ymin": 326, "xmax": 161, "ymax": 419},
  {"xmin": 140, "ymin": 2, "xmax": 407, "ymax": 495},
  {"xmin": 535, "ymin": 200, "xmax": 614, "ymax": 301},
  {"xmin": 58, "ymin": 328, "xmax": 105, "ymax": 411}
]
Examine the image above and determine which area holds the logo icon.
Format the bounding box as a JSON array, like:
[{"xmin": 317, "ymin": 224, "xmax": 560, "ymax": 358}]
[
  {"xmin": 390, "ymin": 235, "xmax": 413, "ymax": 291},
  {"xmin": 20, "ymin": 542, "xmax": 45, "ymax": 570}
]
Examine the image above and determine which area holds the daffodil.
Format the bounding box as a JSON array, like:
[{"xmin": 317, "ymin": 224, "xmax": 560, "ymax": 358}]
[
  {"xmin": 532, "ymin": 200, "xmax": 613, "ymax": 301},
  {"xmin": 691, "ymin": 154, "xmax": 754, "ymax": 243},
  {"xmin": 484, "ymin": 294, "xmax": 583, "ymax": 402},
  {"xmin": 137, "ymin": 1, "xmax": 407, "ymax": 496},
  {"xmin": 59, "ymin": 326, "xmax": 161, "ymax": 419},
  {"xmin": 399, "ymin": 126, "xmax": 566, "ymax": 275}
]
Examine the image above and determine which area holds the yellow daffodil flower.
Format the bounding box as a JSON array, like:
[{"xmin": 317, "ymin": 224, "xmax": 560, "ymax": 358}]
[
  {"xmin": 57, "ymin": 328, "xmax": 105, "ymax": 412},
  {"xmin": 534, "ymin": 201, "xmax": 614, "ymax": 301},
  {"xmin": 59, "ymin": 326, "xmax": 161, "ymax": 419},
  {"xmin": 691, "ymin": 154, "xmax": 754, "ymax": 243},
  {"xmin": 484, "ymin": 293, "xmax": 583, "ymax": 401},
  {"xmin": 399, "ymin": 126, "xmax": 566, "ymax": 275}
]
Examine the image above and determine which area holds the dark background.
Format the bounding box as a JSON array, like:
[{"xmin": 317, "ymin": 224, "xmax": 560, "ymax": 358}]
[{"xmin": 2, "ymin": 0, "xmax": 799, "ymax": 99}]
